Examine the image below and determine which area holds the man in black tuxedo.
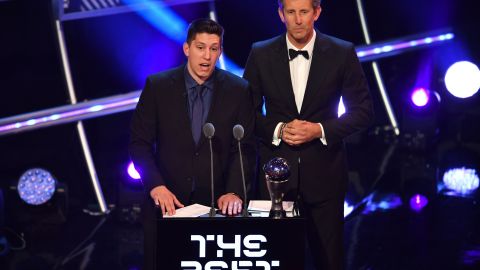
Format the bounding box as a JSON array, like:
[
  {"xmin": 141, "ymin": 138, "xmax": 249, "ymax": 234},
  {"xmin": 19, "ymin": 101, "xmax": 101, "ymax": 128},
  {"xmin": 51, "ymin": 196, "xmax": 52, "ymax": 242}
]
[
  {"xmin": 244, "ymin": 0, "xmax": 374, "ymax": 269},
  {"xmin": 129, "ymin": 18, "xmax": 255, "ymax": 270}
]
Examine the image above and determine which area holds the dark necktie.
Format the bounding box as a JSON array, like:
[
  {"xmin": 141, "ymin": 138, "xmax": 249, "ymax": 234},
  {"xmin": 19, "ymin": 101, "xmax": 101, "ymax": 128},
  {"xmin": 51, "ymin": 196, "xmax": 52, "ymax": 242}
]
[
  {"xmin": 289, "ymin": 48, "xmax": 309, "ymax": 60},
  {"xmin": 191, "ymin": 85, "xmax": 205, "ymax": 145}
]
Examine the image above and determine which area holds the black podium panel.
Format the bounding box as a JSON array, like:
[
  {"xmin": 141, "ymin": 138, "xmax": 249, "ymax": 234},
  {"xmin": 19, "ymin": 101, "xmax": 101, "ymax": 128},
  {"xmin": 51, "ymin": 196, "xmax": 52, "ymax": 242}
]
[{"xmin": 156, "ymin": 217, "xmax": 305, "ymax": 270}]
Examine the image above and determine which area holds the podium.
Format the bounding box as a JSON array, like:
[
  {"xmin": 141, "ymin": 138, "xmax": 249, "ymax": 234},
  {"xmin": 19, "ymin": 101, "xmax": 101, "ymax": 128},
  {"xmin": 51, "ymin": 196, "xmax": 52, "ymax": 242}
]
[{"xmin": 156, "ymin": 216, "xmax": 305, "ymax": 269}]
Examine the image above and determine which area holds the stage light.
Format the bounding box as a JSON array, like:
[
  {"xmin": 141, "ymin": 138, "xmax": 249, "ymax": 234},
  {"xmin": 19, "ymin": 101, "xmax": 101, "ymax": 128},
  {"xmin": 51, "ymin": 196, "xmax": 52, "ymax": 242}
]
[
  {"xmin": 409, "ymin": 194, "xmax": 428, "ymax": 212},
  {"xmin": 442, "ymin": 167, "xmax": 479, "ymax": 195},
  {"xmin": 127, "ymin": 162, "xmax": 141, "ymax": 180},
  {"xmin": 363, "ymin": 192, "xmax": 402, "ymax": 214},
  {"xmin": 402, "ymin": 86, "xmax": 441, "ymax": 149},
  {"xmin": 343, "ymin": 201, "xmax": 354, "ymax": 217},
  {"xmin": 411, "ymin": 88, "xmax": 430, "ymax": 107},
  {"xmin": 444, "ymin": 61, "xmax": 480, "ymax": 98},
  {"xmin": 17, "ymin": 168, "xmax": 56, "ymax": 205},
  {"xmin": 338, "ymin": 97, "xmax": 345, "ymax": 117}
]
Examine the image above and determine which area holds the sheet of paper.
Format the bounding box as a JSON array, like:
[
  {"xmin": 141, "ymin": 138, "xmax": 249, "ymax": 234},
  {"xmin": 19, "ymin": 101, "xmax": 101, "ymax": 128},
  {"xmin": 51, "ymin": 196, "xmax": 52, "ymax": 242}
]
[
  {"xmin": 163, "ymin": 203, "xmax": 211, "ymax": 218},
  {"xmin": 247, "ymin": 200, "xmax": 294, "ymax": 212}
]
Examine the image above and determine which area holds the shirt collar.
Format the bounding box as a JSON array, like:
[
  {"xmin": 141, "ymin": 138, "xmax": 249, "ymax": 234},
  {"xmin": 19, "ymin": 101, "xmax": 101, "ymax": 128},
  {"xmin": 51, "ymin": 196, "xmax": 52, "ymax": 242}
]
[
  {"xmin": 286, "ymin": 30, "xmax": 316, "ymax": 57},
  {"xmin": 184, "ymin": 65, "xmax": 215, "ymax": 91}
]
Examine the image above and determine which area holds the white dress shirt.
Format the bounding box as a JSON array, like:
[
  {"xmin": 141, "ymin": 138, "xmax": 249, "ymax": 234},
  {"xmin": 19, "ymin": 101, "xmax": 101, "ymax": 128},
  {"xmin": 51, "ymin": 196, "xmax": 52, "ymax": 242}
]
[{"xmin": 272, "ymin": 31, "xmax": 327, "ymax": 146}]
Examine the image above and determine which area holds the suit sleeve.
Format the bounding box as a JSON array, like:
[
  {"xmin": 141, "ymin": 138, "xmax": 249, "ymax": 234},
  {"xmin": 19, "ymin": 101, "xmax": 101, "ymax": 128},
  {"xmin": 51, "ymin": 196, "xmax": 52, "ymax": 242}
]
[
  {"xmin": 243, "ymin": 45, "xmax": 280, "ymax": 145},
  {"xmin": 322, "ymin": 45, "xmax": 374, "ymax": 145},
  {"xmin": 129, "ymin": 77, "xmax": 165, "ymax": 193},
  {"xmin": 225, "ymin": 82, "xmax": 256, "ymax": 200}
]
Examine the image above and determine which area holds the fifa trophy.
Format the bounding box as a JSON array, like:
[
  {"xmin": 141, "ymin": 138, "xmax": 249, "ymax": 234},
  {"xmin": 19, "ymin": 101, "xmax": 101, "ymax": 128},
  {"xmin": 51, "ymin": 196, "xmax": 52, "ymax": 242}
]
[{"xmin": 263, "ymin": 157, "xmax": 290, "ymax": 219}]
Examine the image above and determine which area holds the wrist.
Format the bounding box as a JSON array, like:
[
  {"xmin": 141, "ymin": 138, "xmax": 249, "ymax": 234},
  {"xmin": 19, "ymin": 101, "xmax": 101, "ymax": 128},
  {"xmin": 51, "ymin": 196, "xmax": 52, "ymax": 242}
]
[{"xmin": 226, "ymin": 192, "xmax": 241, "ymax": 199}]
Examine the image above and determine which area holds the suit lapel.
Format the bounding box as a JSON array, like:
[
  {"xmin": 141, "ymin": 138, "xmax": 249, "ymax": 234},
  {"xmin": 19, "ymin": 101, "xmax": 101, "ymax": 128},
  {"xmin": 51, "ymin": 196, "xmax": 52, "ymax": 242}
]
[
  {"xmin": 300, "ymin": 31, "xmax": 331, "ymax": 116},
  {"xmin": 272, "ymin": 37, "xmax": 299, "ymax": 116}
]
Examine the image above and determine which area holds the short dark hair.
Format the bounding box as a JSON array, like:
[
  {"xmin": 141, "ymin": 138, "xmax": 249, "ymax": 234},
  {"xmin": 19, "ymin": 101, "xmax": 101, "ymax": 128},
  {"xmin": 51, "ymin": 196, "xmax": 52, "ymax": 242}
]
[
  {"xmin": 186, "ymin": 18, "xmax": 224, "ymax": 45},
  {"xmin": 278, "ymin": 0, "xmax": 321, "ymax": 8}
]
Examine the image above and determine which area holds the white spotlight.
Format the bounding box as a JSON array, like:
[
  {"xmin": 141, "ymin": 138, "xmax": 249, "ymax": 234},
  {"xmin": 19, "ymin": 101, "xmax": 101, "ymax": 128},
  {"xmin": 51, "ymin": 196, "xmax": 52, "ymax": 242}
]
[{"xmin": 444, "ymin": 61, "xmax": 480, "ymax": 98}]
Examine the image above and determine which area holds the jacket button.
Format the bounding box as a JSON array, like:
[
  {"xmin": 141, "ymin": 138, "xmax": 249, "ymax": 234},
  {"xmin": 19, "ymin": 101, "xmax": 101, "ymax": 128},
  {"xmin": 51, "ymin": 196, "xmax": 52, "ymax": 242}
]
[
  {"xmin": 194, "ymin": 152, "xmax": 199, "ymax": 156},
  {"xmin": 187, "ymin": 177, "xmax": 192, "ymax": 182}
]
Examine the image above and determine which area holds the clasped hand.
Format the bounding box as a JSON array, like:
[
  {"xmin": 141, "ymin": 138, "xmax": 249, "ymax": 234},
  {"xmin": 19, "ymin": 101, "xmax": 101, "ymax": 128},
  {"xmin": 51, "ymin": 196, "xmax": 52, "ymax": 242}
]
[{"xmin": 281, "ymin": 119, "xmax": 322, "ymax": 146}]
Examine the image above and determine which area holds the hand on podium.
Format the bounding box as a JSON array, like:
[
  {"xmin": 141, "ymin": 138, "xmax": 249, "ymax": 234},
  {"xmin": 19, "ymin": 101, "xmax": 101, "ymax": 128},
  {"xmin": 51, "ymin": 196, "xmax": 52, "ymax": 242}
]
[
  {"xmin": 150, "ymin": 185, "xmax": 184, "ymax": 216},
  {"xmin": 217, "ymin": 193, "xmax": 242, "ymax": 216}
]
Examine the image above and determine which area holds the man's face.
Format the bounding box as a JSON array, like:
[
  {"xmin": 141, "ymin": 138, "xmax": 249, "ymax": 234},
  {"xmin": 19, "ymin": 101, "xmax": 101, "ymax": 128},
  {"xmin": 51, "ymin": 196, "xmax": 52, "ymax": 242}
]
[
  {"xmin": 278, "ymin": 0, "xmax": 321, "ymax": 48},
  {"xmin": 183, "ymin": 33, "xmax": 222, "ymax": 84}
]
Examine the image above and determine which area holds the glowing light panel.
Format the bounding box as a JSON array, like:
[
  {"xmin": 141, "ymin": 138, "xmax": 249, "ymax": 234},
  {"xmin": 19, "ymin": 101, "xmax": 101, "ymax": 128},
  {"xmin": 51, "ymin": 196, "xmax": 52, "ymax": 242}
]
[
  {"xmin": 442, "ymin": 167, "xmax": 479, "ymax": 194},
  {"xmin": 17, "ymin": 168, "xmax": 56, "ymax": 205}
]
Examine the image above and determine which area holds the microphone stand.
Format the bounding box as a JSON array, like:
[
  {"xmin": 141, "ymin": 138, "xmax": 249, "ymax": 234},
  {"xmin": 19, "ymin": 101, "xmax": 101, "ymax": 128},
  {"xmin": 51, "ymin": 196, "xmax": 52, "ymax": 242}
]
[
  {"xmin": 237, "ymin": 139, "xmax": 249, "ymax": 217},
  {"xmin": 208, "ymin": 137, "xmax": 215, "ymax": 217}
]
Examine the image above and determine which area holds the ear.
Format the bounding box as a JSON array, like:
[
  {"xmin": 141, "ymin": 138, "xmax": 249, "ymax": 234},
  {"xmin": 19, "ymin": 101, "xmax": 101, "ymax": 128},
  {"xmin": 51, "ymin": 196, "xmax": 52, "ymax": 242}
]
[
  {"xmin": 183, "ymin": 42, "xmax": 189, "ymax": 57},
  {"xmin": 313, "ymin": 6, "xmax": 322, "ymax": 21},
  {"xmin": 278, "ymin": 8, "xmax": 286, "ymax": 23}
]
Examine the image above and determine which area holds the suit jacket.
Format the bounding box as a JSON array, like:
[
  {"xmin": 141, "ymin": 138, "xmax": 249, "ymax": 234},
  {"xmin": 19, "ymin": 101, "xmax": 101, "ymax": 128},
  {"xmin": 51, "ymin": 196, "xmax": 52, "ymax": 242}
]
[
  {"xmin": 244, "ymin": 31, "xmax": 374, "ymax": 203},
  {"xmin": 129, "ymin": 64, "xmax": 255, "ymax": 207}
]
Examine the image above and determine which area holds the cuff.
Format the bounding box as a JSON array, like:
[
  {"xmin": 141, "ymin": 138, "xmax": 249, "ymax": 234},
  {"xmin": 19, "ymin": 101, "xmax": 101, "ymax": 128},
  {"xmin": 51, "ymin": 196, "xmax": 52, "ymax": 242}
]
[
  {"xmin": 272, "ymin": 122, "xmax": 284, "ymax": 146},
  {"xmin": 318, "ymin": 123, "xmax": 327, "ymax": 145}
]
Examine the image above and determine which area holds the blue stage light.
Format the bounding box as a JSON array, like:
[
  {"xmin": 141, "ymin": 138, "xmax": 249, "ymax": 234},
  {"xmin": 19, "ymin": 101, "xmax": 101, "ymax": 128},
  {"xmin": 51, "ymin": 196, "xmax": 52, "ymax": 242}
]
[
  {"xmin": 442, "ymin": 167, "xmax": 479, "ymax": 195},
  {"xmin": 363, "ymin": 192, "xmax": 403, "ymax": 214},
  {"xmin": 17, "ymin": 168, "xmax": 57, "ymax": 205},
  {"xmin": 444, "ymin": 61, "xmax": 480, "ymax": 98},
  {"xmin": 122, "ymin": 0, "xmax": 243, "ymax": 74}
]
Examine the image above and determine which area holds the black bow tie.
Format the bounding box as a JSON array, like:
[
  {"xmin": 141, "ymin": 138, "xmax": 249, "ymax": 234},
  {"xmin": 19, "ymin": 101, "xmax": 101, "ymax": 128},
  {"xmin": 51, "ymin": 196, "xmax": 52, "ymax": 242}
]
[{"xmin": 289, "ymin": 48, "xmax": 309, "ymax": 60}]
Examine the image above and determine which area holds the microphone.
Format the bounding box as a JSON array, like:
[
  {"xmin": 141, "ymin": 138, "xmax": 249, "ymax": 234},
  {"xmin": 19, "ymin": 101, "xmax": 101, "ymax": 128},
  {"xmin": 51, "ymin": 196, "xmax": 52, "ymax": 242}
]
[
  {"xmin": 203, "ymin": 123, "xmax": 216, "ymax": 217},
  {"xmin": 233, "ymin": 124, "xmax": 249, "ymax": 217}
]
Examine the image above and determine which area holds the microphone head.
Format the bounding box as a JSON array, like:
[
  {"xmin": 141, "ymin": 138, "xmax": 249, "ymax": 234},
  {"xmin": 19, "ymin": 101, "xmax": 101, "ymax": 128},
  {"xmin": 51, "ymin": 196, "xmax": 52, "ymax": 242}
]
[
  {"xmin": 203, "ymin": 123, "xmax": 215, "ymax": 139},
  {"xmin": 233, "ymin": 124, "xmax": 244, "ymax": 140}
]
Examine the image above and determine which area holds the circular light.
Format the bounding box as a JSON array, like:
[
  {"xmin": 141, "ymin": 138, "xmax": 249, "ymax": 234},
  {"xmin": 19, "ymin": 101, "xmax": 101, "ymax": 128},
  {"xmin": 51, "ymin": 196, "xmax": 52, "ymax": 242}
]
[
  {"xmin": 442, "ymin": 167, "xmax": 479, "ymax": 194},
  {"xmin": 411, "ymin": 88, "xmax": 430, "ymax": 107},
  {"xmin": 444, "ymin": 61, "xmax": 480, "ymax": 98},
  {"xmin": 127, "ymin": 162, "xmax": 141, "ymax": 180},
  {"xmin": 409, "ymin": 194, "xmax": 428, "ymax": 212},
  {"xmin": 17, "ymin": 168, "xmax": 56, "ymax": 205}
]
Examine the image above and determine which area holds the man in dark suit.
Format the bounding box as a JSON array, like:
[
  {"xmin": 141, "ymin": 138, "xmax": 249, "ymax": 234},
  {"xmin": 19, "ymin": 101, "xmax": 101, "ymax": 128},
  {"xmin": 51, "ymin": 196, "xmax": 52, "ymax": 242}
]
[
  {"xmin": 129, "ymin": 18, "xmax": 255, "ymax": 270},
  {"xmin": 243, "ymin": 0, "xmax": 374, "ymax": 269}
]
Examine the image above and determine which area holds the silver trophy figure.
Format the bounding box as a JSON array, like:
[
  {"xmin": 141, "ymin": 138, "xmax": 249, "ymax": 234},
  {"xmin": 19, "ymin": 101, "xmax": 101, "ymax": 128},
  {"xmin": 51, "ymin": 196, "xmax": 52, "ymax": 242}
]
[{"xmin": 263, "ymin": 157, "xmax": 290, "ymax": 219}]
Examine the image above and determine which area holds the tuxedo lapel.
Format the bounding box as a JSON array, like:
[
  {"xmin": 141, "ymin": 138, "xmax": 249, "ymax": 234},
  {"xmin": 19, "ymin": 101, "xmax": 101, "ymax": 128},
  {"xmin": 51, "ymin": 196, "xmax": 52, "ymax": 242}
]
[
  {"xmin": 271, "ymin": 37, "xmax": 299, "ymax": 116},
  {"xmin": 300, "ymin": 31, "xmax": 331, "ymax": 116}
]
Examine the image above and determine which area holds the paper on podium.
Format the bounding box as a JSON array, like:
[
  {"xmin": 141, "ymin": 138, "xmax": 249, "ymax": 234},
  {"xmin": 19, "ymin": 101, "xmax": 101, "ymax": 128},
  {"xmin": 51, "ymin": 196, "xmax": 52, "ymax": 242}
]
[
  {"xmin": 163, "ymin": 203, "xmax": 211, "ymax": 218},
  {"xmin": 247, "ymin": 200, "xmax": 295, "ymax": 217}
]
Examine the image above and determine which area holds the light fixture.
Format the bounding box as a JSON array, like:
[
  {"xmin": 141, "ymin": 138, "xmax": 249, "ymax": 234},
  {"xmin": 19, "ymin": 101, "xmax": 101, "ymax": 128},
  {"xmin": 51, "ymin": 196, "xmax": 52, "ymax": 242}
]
[
  {"xmin": 411, "ymin": 88, "xmax": 430, "ymax": 107},
  {"xmin": 442, "ymin": 167, "xmax": 479, "ymax": 195},
  {"xmin": 127, "ymin": 162, "xmax": 141, "ymax": 181},
  {"xmin": 409, "ymin": 194, "xmax": 428, "ymax": 212},
  {"xmin": 17, "ymin": 168, "xmax": 56, "ymax": 205},
  {"xmin": 444, "ymin": 61, "xmax": 480, "ymax": 99},
  {"xmin": 338, "ymin": 97, "xmax": 346, "ymax": 118}
]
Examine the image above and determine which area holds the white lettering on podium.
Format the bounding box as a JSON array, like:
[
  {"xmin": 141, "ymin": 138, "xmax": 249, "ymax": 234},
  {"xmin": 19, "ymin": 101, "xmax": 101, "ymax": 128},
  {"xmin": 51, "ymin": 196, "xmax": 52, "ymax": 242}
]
[{"xmin": 181, "ymin": 234, "xmax": 279, "ymax": 269}]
